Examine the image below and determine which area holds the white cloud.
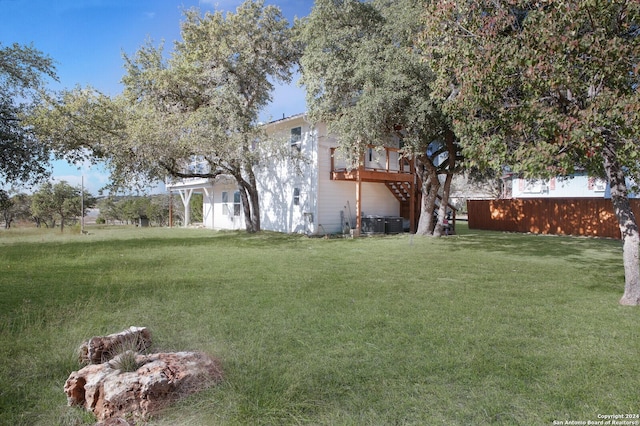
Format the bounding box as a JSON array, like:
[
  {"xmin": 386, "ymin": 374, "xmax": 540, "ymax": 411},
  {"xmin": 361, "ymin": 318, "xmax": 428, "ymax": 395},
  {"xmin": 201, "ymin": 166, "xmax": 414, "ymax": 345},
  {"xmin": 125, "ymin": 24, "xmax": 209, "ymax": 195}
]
[
  {"xmin": 198, "ymin": 0, "xmax": 243, "ymax": 10},
  {"xmin": 50, "ymin": 159, "xmax": 110, "ymax": 195}
]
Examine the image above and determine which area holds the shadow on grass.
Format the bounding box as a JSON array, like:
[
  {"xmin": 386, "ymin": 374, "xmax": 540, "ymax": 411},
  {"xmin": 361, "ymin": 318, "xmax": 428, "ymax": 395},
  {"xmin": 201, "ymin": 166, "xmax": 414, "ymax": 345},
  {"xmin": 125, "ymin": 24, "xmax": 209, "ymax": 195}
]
[
  {"xmin": 452, "ymin": 228, "xmax": 621, "ymax": 263},
  {"xmin": 3, "ymin": 229, "xmax": 308, "ymax": 252}
]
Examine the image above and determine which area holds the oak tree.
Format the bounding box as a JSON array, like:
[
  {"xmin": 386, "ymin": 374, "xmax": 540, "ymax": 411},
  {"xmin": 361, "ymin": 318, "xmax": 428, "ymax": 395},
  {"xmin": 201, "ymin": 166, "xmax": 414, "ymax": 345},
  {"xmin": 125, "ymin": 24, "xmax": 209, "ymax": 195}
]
[
  {"xmin": 0, "ymin": 191, "xmax": 31, "ymax": 228},
  {"xmin": 298, "ymin": 0, "xmax": 462, "ymax": 236},
  {"xmin": 0, "ymin": 43, "xmax": 57, "ymax": 186},
  {"xmin": 120, "ymin": 0, "xmax": 299, "ymax": 232},
  {"xmin": 421, "ymin": 0, "xmax": 640, "ymax": 304},
  {"xmin": 30, "ymin": 181, "xmax": 95, "ymax": 232}
]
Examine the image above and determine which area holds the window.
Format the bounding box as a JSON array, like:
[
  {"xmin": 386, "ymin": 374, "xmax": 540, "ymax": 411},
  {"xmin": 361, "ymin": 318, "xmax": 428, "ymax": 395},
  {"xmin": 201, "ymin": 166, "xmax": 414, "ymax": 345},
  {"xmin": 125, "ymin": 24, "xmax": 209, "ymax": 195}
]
[
  {"xmin": 233, "ymin": 191, "xmax": 241, "ymax": 216},
  {"xmin": 290, "ymin": 127, "xmax": 302, "ymax": 152},
  {"xmin": 521, "ymin": 179, "xmax": 545, "ymax": 193},
  {"xmin": 293, "ymin": 188, "xmax": 300, "ymax": 206},
  {"xmin": 588, "ymin": 177, "xmax": 606, "ymax": 192},
  {"xmin": 222, "ymin": 191, "xmax": 241, "ymax": 216},
  {"xmin": 222, "ymin": 191, "xmax": 230, "ymax": 215}
]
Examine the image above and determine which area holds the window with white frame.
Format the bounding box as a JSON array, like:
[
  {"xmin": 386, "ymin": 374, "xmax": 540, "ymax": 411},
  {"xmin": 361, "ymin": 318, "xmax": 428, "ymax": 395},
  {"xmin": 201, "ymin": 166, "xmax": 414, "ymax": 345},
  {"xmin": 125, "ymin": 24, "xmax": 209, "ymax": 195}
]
[
  {"xmin": 588, "ymin": 177, "xmax": 606, "ymax": 192},
  {"xmin": 290, "ymin": 127, "xmax": 302, "ymax": 152},
  {"xmin": 222, "ymin": 191, "xmax": 241, "ymax": 216},
  {"xmin": 521, "ymin": 179, "xmax": 545, "ymax": 193}
]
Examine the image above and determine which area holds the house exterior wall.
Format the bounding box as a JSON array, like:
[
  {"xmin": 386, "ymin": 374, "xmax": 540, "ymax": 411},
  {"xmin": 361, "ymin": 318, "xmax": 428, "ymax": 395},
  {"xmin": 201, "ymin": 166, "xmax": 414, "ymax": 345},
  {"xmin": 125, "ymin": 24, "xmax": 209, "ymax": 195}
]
[
  {"xmin": 257, "ymin": 114, "xmax": 317, "ymax": 234},
  {"xmin": 203, "ymin": 187, "xmax": 214, "ymax": 229},
  {"xmin": 314, "ymin": 122, "xmax": 400, "ymax": 234},
  {"xmin": 209, "ymin": 181, "xmax": 244, "ymax": 230},
  {"xmin": 169, "ymin": 114, "xmax": 401, "ymax": 234}
]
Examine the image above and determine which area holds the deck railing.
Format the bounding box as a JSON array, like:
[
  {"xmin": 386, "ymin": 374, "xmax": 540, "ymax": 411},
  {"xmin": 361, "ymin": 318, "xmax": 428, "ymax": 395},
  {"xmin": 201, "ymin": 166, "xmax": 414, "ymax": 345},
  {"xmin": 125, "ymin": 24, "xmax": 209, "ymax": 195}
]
[{"xmin": 330, "ymin": 146, "xmax": 413, "ymax": 175}]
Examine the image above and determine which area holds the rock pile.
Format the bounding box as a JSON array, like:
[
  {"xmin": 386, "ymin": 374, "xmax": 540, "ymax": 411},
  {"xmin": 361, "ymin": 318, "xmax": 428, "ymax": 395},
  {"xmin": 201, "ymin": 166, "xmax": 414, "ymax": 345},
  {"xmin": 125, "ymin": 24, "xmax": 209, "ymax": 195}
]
[{"xmin": 64, "ymin": 327, "xmax": 223, "ymax": 425}]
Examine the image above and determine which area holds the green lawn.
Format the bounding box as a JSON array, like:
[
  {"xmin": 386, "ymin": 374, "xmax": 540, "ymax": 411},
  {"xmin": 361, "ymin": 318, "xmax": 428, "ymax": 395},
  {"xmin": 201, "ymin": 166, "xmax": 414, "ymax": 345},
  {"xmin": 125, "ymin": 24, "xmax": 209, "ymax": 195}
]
[{"xmin": 0, "ymin": 225, "xmax": 638, "ymax": 425}]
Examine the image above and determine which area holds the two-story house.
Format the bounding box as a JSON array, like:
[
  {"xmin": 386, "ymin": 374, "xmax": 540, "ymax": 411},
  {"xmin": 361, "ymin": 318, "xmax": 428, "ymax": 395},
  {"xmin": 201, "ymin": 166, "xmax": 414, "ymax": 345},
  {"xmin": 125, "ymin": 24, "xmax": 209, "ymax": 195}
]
[{"xmin": 167, "ymin": 113, "xmax": 421, "ymax": 235}]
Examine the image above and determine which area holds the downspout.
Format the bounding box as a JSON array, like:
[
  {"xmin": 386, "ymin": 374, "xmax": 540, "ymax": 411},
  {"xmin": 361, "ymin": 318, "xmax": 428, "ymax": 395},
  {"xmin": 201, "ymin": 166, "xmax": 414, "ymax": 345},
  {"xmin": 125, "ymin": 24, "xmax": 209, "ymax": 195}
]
[{"xmin": 303, "ymin": 113, "xmax": 321, "ymax": 236}]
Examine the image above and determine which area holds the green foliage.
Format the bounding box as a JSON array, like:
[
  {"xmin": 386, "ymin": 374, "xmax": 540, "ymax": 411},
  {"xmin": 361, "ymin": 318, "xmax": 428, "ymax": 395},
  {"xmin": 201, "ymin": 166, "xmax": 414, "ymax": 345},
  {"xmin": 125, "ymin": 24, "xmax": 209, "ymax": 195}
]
[
  {"xmin": 0, "ymin": 190, "xmax": 12, "ymax": 229},
  {"xmin": 0, "ymin": 228, "xmax": 638, "ymax": 424},
  {"xmin": 189, "ymin": 193, "xmax": 203, "ymax": 223},
  {"xmin": 119, "ymin": 0, "xmax": 300, "ymax": 231},
  {"xmin": 0, "ymin": 42, "xmax": 57, "ymax": 186},
  {"xmin": 300, "ymin": 0, "xmax": 444, "ymax": 157},
  {"xmin": 30, "ymin": 181, "xmax": 95, "ymax": 232},
  {"xmin": 298, "ymin": 0, "xmax": 462, "ymax": 235},
  {"xmin": 0, "ymin": 191, "xmax": 31, "ymax": 229},
  {"xmin": 421, "ymin": 0, "xmax": 640, "ymax": 180},
  {"xmin": 421, "ymin": 0, "xmax": 640, "ymax": 302},
  {"xmin": 29, "ymin": 87, "xmax": 128, "ymax": 176},
  {"xmin": 96, "ymin": 195, "xmax": 175, "ymax": 226}
]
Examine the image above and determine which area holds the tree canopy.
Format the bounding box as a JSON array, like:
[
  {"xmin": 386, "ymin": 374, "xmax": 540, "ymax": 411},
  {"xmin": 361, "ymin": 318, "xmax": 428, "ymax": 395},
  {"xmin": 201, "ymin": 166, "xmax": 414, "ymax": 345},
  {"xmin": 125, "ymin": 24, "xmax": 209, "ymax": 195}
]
[
  {"xmin": 0, "ymin": 43, "xmax": 57, "ymax": 186},
  {"xmin": 298, "ymin": 0, "xmax": 462, "ymax": 236},
  {"xmin": 28, "ymin": 1, "xmax": 300, "ymax": 233},
  {"xmin": 118, "ymin": 0, "xmax": 300, "ymax": 232},
  {"xmin": 30, "ymin": 181, "xmax": 95, "ymax": 232},
  {"xmin": 421, "ymin": 0, "xmax": 640, "ymax": 304}
]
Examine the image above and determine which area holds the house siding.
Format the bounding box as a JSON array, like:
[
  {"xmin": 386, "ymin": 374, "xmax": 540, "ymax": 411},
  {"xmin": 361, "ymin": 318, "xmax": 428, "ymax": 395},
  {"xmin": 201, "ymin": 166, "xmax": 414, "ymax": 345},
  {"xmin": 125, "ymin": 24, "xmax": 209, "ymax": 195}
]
[
  {"xmin": 315, "ymin": 122, "xmax": 400, "ymax": 234},
  {"xmin": 257, "ymin": 115, "xmax": 317, "ymax": 234},
  {"xmin": 209, "ymin": 181, "xmax": 244, "ymax": 230},
  {"xmin": 169, "ymin": 114, "xmax": 402, "ymax": 235}
]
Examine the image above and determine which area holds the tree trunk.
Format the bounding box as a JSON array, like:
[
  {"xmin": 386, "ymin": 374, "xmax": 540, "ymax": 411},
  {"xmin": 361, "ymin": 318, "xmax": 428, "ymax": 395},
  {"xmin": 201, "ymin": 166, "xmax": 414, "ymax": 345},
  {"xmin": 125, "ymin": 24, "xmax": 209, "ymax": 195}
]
[
  {"xmin": 434, "ymin": 129, "xmax": 457, "ymax": 237},
  {"xmin": 602, "ymin": 143, "xmax": 640, "ymax": 305},
  {"xmin": 246, "ymin": 165, "xmax": 261, "ymax": 233},
  {"xmin": 433, "ymin": 172, "xmax": 453, "ymax": 237},
  {"xmin": 238, "ymin": 184, "xmax": 254, "ymax": 233},
  {"xmin": 416, "ymin": 157, "xmax": 439, "ymax": 235},
  {"xmin": 235, "ymin": 173, "xmax": 261, "ymax": 234}
]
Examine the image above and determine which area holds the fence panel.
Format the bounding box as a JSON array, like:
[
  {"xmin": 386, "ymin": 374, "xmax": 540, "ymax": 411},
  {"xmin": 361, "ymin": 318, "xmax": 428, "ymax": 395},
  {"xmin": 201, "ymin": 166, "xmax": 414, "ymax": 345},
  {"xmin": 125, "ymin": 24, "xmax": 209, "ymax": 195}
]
[{"xmin": 467, "ymin": 198, "xmax": 640, "ymax": 239}]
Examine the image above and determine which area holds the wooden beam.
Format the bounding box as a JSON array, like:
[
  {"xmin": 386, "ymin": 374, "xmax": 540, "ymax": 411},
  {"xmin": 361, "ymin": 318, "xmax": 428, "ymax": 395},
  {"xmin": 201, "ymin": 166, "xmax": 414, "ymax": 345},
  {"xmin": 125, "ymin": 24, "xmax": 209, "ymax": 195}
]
[
  {"xmin": 354, "ymin": 167, "xmax": 362, "ymax": 237},
  {"xmin": 410, "ymin": 174, "xmax": 416, "ymax": 234},
  {"xmin": 332, "ymin": 169, "xmax": 414, "ymax": 183}
]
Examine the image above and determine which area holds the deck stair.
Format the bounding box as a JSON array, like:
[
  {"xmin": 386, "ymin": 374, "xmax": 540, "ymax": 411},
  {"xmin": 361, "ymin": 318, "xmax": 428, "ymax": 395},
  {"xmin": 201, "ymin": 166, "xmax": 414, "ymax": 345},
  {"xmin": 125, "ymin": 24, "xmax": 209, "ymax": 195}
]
[{"xmin": 385, "ymin": 181, "xmax": 413, "ymax": 202}]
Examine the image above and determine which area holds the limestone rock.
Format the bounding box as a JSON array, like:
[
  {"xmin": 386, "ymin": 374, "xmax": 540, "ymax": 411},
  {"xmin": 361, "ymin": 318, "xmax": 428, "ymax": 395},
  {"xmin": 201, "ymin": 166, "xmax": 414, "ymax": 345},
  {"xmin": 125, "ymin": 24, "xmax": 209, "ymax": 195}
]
[
  {"xmin": 78, "ymin": 326, "xmax": 152, "ymax": 365},
  {"xmin": 65, "ymin": 351, "xmax": 223, "ymax": 422}
]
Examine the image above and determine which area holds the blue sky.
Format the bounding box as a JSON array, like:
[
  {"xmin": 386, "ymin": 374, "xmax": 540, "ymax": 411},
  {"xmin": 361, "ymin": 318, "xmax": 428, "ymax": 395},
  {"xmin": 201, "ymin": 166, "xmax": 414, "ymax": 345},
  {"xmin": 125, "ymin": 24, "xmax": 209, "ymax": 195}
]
[{"xmin": 1, "ymin": 0, "xmax": 313, "ymax": 194}]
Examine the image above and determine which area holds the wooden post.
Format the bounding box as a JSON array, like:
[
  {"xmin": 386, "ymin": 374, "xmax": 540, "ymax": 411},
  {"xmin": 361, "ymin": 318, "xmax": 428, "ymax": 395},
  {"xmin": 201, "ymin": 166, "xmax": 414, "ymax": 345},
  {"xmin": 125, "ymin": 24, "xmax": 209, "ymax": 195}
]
[
  {"xmin": 169, "ymin": 192, "xmax": 173, "ymax": 228},
  {"xmin": 410, "ymin": 173, "xmax": 416, "ymax": 234},
  {"xmin": 81, "ymin": 175, "xmax": 84, "ymax": 234},
  {"xmin": 385, "ymin": 147, "xmax": 390, "ymax": 172},
  {"xmin": 354, "ymin": 161, "xmax": 363, "ymax": 237}
]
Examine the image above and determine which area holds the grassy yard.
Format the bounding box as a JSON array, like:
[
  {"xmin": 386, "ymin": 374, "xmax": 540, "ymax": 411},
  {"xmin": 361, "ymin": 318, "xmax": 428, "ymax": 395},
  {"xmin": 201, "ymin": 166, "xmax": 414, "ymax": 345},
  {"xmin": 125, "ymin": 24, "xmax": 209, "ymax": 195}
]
[{"xmin": 0, "ymin": 225, "xmax": 638, "ymax": 425}]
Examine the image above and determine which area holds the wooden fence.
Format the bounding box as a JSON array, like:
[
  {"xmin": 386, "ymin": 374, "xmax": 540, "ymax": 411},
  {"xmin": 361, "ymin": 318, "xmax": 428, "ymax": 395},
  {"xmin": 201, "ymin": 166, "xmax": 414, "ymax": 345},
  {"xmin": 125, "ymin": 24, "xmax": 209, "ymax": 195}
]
[{"xmin": 467, "ymin": 198, "xmax": 640, "ymax": 239}]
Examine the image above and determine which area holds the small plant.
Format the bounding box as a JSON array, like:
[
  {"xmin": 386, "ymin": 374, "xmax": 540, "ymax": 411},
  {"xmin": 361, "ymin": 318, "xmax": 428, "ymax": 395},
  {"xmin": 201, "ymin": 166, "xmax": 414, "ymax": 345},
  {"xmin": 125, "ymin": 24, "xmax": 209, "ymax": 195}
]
[
  {"xmin": 110, "ymin": 349, "xmax": 140, "ymax": 373},
  {"xmin": 108, "ymin": 336, "xmax": 147, "ymax": 373}
]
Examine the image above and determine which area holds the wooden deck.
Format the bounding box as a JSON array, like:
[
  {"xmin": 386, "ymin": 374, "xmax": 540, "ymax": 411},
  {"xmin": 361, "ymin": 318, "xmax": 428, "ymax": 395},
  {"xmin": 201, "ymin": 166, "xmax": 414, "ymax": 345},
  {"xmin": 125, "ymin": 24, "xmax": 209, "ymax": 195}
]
[
  {"xmin": 330, "ymin": 146, "xmax": 420, "ymax": 233},
  {"xmin": 329, "ymin": 146, "xmax": 458, "ymax": 234}
]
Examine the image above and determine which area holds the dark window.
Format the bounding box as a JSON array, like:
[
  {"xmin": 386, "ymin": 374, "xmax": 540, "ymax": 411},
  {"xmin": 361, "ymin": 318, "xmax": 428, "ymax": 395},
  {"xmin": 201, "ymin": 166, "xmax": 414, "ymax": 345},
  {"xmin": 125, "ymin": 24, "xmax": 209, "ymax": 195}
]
[
  {"xmin": 293, "ymin": 188, "xmax": 300, "ymax": 206},
  {"xmin": 233, "ymin": 191, "xmax": 241, "ymax": 216}
]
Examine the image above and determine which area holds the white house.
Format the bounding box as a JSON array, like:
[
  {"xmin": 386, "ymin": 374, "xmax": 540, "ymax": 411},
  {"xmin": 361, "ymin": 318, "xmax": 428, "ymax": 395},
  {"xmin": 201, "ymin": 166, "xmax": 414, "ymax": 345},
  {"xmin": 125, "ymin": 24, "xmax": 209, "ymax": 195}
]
[
  {"xmin": 510, "ymin": 173, "xmax": 608, "ymax": 198},
  {"xmin": 166, "ymin": 113, "xmax": 419, "ymax": 235},
  {"xmin": 510, "ymin": 173, "xmax": 639, "ymax": 200}
]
